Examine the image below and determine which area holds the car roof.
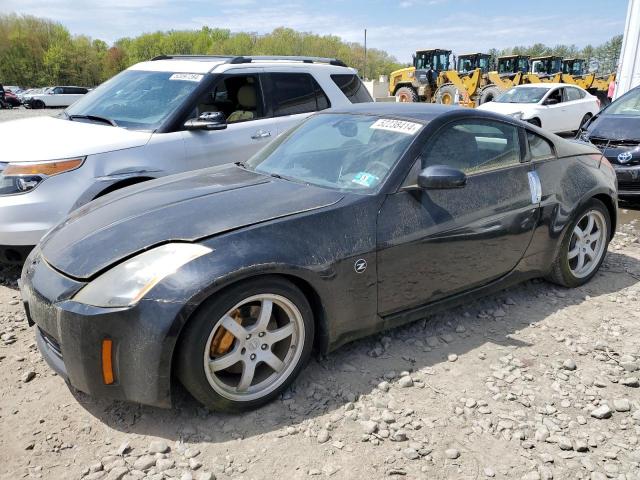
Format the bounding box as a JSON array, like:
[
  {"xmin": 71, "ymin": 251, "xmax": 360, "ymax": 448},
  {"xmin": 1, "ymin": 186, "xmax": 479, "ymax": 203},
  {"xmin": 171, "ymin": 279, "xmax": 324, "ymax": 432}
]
[
  {"xmin": 129, "ymin": 55, "xmax": 356, "ymax": 75},
  {"xmin": 322, "ymin": 103, "xmax": 460, "ymax": 122},
  {"xmin": 515, "ymin": 82, "xmax": 584, "ymax": 90}
]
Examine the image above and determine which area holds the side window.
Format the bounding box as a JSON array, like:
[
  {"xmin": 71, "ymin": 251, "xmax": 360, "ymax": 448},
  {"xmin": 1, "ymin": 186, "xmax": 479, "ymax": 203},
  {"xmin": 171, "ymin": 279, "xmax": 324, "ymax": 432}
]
[
  {"xmin": 269, "ymin": 73, "xmax": 330, "ymax": 116},
  {"xmin": 53, "ymin": 87, "xmax": 63, "ymax": 95},
  {"xmin": 193, "ymin": 74, "xmax": 265, "ymax": 124},
  {"xmin": 527, "ymin": 131, "xmax": 555, "ymax": 160},
  {"xmin": 547, "ymin": 88, "xmax": 563, "ymax": 104},
  {"xmin": 565, "ymin": 87, "xmax": 582, "ymax": 102},
  {"xmin": 421, "ymin": 120, "xmax": 521, "ymax": 174},
  {"xmin": 331, "ymin": 74, "xmax": 373, "ymax": 103}
]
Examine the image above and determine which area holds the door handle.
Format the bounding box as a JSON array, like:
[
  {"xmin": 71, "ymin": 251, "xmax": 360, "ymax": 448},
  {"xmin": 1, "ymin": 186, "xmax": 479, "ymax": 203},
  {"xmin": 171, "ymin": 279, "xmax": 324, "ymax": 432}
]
[{"xmin": 251, "ymin": 129, "xmax": 271, "ymax": 140}]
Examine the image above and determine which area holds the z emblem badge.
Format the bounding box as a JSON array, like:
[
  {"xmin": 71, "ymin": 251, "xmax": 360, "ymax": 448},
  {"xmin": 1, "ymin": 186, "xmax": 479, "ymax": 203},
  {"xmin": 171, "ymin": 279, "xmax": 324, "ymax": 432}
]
[{"xmin": 354, "ymin": 259, "xmax": 367, "ymax": 273}]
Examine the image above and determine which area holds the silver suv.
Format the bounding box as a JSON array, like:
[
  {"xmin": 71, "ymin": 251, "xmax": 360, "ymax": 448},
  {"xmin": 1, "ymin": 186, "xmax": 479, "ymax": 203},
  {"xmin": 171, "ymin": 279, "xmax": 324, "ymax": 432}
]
[{"xmin": 0, "ymin": 55, "xmax": 372, "ymax": 262}]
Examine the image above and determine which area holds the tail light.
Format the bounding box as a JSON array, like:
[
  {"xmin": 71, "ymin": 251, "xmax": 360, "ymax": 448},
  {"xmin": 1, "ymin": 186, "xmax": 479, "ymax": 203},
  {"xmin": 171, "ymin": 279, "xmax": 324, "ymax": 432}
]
[{"xmin": 599, "ymin": 155, "xmax": 615, "ymax": 173}]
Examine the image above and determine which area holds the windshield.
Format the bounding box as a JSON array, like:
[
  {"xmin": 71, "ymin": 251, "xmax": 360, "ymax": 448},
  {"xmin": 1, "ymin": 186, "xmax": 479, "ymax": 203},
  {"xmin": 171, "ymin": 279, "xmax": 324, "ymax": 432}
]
[
  {"xmin": 245, "ymin": 113, "xmax": 421, "ymax": 193},
  {"xmin": 66, "ymin": 69, "xmax": 203, "ymax": 130},
  {"xmin": 415, "ymin": 52, "xmax": 449, "ymax": 71},
  {"xmin": 605, "ymin": 88, "xmax": 640, "ymax": 116},
  {"xmin": 496, "ymin": 87, "xmax": 549, "ymax": 103}
]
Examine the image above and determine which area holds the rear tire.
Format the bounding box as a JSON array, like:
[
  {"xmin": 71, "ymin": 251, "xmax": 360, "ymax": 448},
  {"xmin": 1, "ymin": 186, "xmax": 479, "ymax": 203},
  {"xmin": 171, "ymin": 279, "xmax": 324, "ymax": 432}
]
[
  {"xmin": 547, "ymin": 198, "xmax": 610, "ymax": 288},
  {"xmin": 32, "ymin": 100, "xmax": 45, "ymax": 109},
  {"xmin": 395, "ymin": 87, "xmax": 418, "ymax": 103},
  {"xmin": 579, "ymin": 113, "xmax": 593, "ymax": 130},
  {"xmin": 434, "ymin": 84, "xmax": 458, "ymax": 105},
  {"xmin": 176, "ymin": 276, "xmax": 314, "ymax": 412},
  {"xmin": 479, "ymin": 85, "xmax": 502, "ymax": 105}
]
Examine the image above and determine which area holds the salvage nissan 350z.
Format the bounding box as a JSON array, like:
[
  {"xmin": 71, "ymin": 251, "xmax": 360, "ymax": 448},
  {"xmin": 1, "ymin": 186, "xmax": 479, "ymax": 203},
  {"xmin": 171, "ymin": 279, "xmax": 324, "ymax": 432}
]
[{"xmin": 21, "ymin": 104, "xmax": 617, "ymax": 411}]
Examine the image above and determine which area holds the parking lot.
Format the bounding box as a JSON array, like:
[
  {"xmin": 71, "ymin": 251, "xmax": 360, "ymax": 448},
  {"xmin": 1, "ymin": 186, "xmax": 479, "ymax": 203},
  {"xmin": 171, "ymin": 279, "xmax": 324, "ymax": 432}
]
[{"xmin": 1, "ymin": 107, "xmax": 640, "ymax": 480}]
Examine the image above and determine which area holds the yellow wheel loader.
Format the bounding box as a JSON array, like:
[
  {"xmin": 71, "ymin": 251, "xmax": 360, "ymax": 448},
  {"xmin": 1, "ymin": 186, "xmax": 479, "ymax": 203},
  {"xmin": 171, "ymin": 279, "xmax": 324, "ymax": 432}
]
[
  {"xmin": 526, "ymin": 56, "xmax": 563, "ymax": 83},
  {"xmin": 481, "ymin": 55, "xmax": 531, "ymax": 104},
  {"xmin": 388, "ymin": 49, "xmax": 452, "ymax": 102},
  {"xmin": 433, "ymin": 53, "xmax": 489, "ymax": 107}
]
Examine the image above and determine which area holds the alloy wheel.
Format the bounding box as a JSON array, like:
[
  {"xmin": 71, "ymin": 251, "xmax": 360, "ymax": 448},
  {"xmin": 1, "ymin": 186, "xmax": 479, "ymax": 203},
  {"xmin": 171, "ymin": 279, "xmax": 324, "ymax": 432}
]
[
  {"xmin": 203, "ymin": 294, "xmax": 304, "ymax": 401},
  {"xmin": 567, "ymin": 210, "xmax": 607, "ymax": 279}
]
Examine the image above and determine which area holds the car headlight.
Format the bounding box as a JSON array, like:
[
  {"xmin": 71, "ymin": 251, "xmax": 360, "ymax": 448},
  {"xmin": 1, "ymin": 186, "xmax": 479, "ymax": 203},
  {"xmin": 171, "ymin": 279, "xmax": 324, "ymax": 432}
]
[
  {"xmin": 0, "ymin": 157, "xmax": 84, "ymax": 195},
  {"xmin": 73, "ymin": 243, "xmax": 212, "ymax": 308},
  {"xmin": 509, "ymin": 112, "xmax": 524, "ymax": 120}
]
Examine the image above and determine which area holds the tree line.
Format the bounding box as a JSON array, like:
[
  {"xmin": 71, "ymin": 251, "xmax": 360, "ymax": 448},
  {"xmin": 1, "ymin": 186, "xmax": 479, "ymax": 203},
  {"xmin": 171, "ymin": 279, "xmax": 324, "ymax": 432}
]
[
  {"xmin": 0, "ymin": 13, "xmax": 623, "ymax": 88},
  {"xmin": 0, "ymin": 14, "xmax": 400, "ymax": 87}
]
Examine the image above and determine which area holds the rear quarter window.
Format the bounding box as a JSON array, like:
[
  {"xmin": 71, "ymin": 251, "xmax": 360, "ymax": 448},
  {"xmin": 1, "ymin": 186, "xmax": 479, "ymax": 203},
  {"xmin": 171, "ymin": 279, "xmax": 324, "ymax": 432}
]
[
  {"xmin": 527, "ymin": 131, "xmax": 555, "ymax": 160},
  {"xmin": 331, "ymin": 74, "xmax": 373, "ymax": 103}
]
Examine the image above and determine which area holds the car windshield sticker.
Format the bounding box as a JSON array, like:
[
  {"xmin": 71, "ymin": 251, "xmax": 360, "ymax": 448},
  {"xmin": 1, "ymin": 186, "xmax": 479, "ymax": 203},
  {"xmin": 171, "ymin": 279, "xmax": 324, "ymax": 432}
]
[
  {"xmin": 370, "ymin": 119, "xmax": 421, "ymax": 135},
  {"xmin": 352, "ymin": 172, "xmax": 380, "ymax": 188},
  {"xmin": 169, "ymin": 73, "xmax": 204, "ymax": 82}
]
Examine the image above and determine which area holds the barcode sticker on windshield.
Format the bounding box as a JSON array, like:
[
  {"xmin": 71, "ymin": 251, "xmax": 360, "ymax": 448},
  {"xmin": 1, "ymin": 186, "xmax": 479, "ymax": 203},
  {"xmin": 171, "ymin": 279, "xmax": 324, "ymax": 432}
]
[
  {"xmin": 370, "ymin": 119, "xmax": 421, "ymax": 135},
  {"xmin": 169, "ymin": 73, "xmax": 204, "ymax": 82}
]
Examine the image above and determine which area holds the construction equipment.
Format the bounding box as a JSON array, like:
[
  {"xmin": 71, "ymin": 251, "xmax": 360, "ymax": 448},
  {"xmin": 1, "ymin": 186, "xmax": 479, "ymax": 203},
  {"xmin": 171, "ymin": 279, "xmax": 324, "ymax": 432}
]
[
  {"xmin": 388, "ymin": 49, "xmax": 452, "ymax": 102},
  {"xmin": 481, "ymin": 55, "xmax": 531, "ymax": 103},
  {"xmin": 528, "ymin": 56, "xmax": 563, "ymax": 82},
  {"xmin": 456, "ymin": 53, "xmax": 491, "ymax": 74}
]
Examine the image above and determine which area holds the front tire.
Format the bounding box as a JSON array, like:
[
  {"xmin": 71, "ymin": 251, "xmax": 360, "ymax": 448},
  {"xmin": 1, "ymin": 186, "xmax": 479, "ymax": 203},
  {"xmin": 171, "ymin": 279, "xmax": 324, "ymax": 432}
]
[
  {"xmin": 395, "ymin": 86, "xmax": 418, "ymax": 103},
  {"xmin": 479, "ymin": 85, "xmax": 502, "ymax": 105},
  {"xmin": 32, "ymin": 100, "xmax": 45, "ymax": 109},
  {"xmin": 176, "ymin": 276, "xmax": 314, "ymax": 412},
  {"xmin": 434, "ymin": 84, "xmax": 458, "ymax": 105},
  {"xmin": 547, "ymin": 198, "xmax": 610, "ymax": 287}
]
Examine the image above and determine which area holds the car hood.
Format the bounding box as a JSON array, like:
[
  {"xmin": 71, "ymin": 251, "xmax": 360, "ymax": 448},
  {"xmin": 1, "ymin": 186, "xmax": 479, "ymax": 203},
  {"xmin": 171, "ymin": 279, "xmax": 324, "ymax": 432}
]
[
  {"xmin": 40, "ymin": 165, "xmax": 344, "ymax": 279},
  {"xmin": 586, "ymin": 114, "xmax": 640, "ymax": 142},
  {"xmin": 0, "ymin": 116, "xmax": 152, "ymax": 163},
  {"xmin": 477, "ymin": 102, "xmax": 533, "ymax": 116}
]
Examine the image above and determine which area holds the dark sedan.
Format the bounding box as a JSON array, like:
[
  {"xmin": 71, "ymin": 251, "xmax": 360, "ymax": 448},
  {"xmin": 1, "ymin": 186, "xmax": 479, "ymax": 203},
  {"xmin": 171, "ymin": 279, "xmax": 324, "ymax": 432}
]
[
  {"xmin": 577, "ymin": 85, "xmax": 640, "ymax": 199},
  {"xmin": 21, "ymin": 104, "xmax": 617, "ymax": 412}
]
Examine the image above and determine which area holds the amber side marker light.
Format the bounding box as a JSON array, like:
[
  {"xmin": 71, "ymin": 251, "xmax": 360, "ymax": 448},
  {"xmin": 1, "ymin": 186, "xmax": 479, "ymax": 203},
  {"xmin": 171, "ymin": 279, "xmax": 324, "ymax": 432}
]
[
  {"xmin": 3, "ymin": 158, "xmax": 84, "ymax": 176},
  {"xmin": 101, "ymin": 339, "xmax": 115, "ymax": 385}
]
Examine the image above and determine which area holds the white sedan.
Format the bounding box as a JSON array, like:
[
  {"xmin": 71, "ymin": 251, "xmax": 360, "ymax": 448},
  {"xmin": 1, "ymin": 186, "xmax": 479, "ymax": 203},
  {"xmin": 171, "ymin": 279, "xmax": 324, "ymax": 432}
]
[{"xmin": 478, "ymin": 83, "xmax": 600, "ymax": 133}]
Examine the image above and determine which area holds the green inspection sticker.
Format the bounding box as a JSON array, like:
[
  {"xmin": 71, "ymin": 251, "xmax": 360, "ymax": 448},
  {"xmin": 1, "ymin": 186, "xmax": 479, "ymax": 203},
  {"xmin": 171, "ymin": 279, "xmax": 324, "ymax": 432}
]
[{"xmin": 352, "ymin": 172, "xmax": 380, "ymax": 187}]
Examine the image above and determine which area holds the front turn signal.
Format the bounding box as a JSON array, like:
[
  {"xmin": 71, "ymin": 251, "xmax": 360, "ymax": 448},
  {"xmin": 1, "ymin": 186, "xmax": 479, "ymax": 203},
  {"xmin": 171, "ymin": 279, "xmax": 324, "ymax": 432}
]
[{"xmin": 4, "ymin": 157, "xmax": 85, "ymax": 177}]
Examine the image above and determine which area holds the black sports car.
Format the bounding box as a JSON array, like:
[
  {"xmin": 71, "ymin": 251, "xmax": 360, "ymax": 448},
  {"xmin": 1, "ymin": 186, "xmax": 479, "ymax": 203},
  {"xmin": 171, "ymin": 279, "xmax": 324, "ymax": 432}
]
[
  {"xmin": 577, "ymin": 85, "xmax": 640, "ymax": 199},
  {"xmin": 21, "ymin": 104, "xmax": 617, "ymax": 411}
]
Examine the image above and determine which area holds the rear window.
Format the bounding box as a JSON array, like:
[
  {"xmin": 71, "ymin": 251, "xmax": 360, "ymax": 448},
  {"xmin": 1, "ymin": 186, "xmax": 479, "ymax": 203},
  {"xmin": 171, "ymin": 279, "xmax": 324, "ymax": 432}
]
[
  {"xmin": 269, "ymin": 73, "xmax": 330, "ymax": 117},
  {"xmin": 331, "ymin": 74, "xmax": 373, "ymax": 103}
]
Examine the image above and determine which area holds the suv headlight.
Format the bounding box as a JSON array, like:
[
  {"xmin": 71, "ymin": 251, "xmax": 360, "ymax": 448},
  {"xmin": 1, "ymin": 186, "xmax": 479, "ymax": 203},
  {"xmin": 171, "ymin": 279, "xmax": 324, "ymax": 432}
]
[
  {"xmin": 0, "ymin": 157, "xmax": 84, "ymax": 195},
  {"xmin": 73, "ymin": 243, "xmax": 212, "ymax": 308}
]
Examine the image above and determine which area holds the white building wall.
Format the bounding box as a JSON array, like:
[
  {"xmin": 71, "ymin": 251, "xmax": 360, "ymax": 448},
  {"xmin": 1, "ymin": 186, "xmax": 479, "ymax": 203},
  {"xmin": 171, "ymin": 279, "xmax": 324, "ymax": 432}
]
[{"xmin": 615, "ymin": 0, "xmax": 640, "ymax": 98}]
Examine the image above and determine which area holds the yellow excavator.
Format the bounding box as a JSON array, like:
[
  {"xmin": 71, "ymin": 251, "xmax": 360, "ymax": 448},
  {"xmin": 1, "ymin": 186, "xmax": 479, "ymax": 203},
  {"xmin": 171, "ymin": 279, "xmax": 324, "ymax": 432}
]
[{"xmin": 388, "ymin": 49, "xmax": 486, "ymax": 107}]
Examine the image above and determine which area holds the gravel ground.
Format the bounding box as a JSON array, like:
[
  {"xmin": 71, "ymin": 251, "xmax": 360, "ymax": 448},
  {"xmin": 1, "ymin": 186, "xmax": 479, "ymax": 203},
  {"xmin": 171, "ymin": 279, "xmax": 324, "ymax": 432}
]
[{"xmin": 2, "ymin": 107, "xmax": 640, "ymax": 480}]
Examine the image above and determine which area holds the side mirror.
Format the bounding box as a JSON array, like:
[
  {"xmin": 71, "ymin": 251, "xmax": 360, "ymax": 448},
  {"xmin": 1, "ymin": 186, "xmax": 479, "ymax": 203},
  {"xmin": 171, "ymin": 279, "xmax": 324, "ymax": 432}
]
[
  {"xmin": 184, "ymin": 111, "xmax": 227, "ymax": 131},
  {"xmin": 417, "ymin": 165, "xmax": 467, "ymax": 189},
  {"xmin": 544, "ymin": 98, "xmax": 559, "ymax": 106}
]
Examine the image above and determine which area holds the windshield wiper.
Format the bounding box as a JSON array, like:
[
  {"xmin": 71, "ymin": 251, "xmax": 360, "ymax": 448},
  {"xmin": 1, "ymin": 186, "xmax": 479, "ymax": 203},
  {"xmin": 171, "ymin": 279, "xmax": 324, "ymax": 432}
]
[{"xmin": 69, "ymin": 114, "xmax": 118, "ymax": 127}]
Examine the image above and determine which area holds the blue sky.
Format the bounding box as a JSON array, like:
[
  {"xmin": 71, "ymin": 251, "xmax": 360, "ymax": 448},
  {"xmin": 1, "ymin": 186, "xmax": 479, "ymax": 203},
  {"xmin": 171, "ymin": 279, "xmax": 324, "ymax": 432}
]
[{"xmin": 3, "ymin": 0, "xmax": 629, "ymax": 61}]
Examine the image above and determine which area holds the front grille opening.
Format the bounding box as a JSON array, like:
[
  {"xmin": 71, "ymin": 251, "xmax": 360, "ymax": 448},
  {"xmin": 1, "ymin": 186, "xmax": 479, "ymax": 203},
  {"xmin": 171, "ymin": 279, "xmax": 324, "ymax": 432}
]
[{"xmin": 39, "ymin": 328, "xmax": 62, "ymax": 359}]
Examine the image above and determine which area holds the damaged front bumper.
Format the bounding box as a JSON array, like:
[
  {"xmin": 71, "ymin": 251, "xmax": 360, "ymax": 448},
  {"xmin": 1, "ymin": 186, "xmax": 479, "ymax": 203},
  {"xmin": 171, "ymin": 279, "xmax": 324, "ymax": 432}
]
[{"xmin": 21, "ymin": 252, "xmax": 185, "ymax": 408}]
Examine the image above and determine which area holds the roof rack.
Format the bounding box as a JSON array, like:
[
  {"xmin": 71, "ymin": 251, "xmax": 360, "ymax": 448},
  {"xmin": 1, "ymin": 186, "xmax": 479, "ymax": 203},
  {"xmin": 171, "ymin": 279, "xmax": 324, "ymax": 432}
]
[{"xmin": 151, "ymin": 54, "xmax": 347, "ymax": 67}]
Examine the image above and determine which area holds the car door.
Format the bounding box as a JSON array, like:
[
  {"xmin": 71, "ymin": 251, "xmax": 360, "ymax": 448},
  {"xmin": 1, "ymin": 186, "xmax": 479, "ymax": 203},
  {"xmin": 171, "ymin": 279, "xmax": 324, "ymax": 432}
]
[
  {"xmin": 376, "ymin": 118, "xmax": 540, "ymax": 315},
  {"xmin": 47, "ymin": 87, "xmax": 64, "ymax": 107},
  {"xmin": 562, "ymin": 87, "xmax": 586, "ymax": 131},
  {"xmin": 182, "ymin": 68, "xmax": 276, "ymax": 169},
  {"xmin": 540, "ymin": 87, "xmax": 567, "ymax": 132},
  {"xmin": 262, "ymin": 71, "xmax": 331, "ymax": 137}
]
